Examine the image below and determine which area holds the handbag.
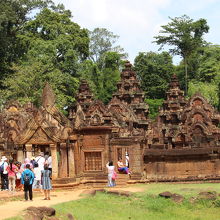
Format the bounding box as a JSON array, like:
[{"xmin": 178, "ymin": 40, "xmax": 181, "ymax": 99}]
[
  {"xmin": 112, "ymin": 171, "xmax": 117, "ymax": 180},
  {"xmin": 16, "ymin": 172, "xmax": 21, "ymax": 179}
]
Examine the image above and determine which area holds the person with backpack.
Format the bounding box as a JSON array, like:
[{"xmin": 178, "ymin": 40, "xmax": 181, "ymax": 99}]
[
  {"xmin": 6, "ymin": 159, "xmax": 18, "ymax": 193},
  {"xmin": 21, "ymin": 164, "xmax": 35, "ymax": 201},
  {"xmin": 35, "ymin": 152, "xmax": 45, "ymax": 172},
  {"xmin": 33, "ymin": 162, "xmax": 42, "ymax": 192},
  {"xmin": 0, "ymin": 156, "xmax": 9, "ymax": 191}
]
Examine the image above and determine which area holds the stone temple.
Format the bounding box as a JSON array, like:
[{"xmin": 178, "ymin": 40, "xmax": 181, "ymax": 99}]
[{"xmin": 1, "ymin": 61, "xmax": 220, "ymax": 184}]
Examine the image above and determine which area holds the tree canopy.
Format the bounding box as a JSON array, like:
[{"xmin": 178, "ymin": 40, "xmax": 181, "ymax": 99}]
[
  {"xmin": 0, "ymin": 0, "xmax": 51, "ymax": 83},
  {"xmin": 0, "ymin": 4, "xmax": 89, "ymax": 111},
  {"xmin": 134, "ymin": 51, "xmax": 174, "ymax": 99},
  {"xmin": 154, "ymin": 15, "xmax": 209, "ymax": 94}
]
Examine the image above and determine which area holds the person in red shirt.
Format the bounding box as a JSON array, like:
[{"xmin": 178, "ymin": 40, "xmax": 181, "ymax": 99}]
[{"xmin": 7, "ymin": 159, "xmax": 18, "ymax": 193}]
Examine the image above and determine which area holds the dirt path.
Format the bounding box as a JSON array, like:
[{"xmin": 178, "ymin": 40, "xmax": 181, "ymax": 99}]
[{"xmin": 0, "ymin": 186, "xmax": 143, "ymax": 220}]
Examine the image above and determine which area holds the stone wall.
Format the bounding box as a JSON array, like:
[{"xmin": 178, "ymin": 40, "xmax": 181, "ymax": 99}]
[{"xmin": 144, "ymin": 159, "xmax": 220, "ymax": 181}]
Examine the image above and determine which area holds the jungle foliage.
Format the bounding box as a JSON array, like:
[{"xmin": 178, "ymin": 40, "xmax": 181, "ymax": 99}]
[{"xmin": 0, "ymin": 2, "xmax": 220, "ymax": 117}]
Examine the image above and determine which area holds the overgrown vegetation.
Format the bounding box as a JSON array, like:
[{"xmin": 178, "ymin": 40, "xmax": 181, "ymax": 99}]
[
  {"xmin": 52, "ymin": 183, "xmax": 220, "ymax": 220},
  {"xmin": 1, "ymin": 1, "xmax": 220, "ymax": 117}
]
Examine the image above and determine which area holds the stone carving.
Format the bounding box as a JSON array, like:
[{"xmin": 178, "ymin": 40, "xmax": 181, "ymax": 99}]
[{"xmin": 1, "ymin": 62, "xmax": 220, "ymax": 182}]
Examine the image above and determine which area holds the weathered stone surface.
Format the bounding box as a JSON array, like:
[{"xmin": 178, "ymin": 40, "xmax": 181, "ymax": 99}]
[
  {"xmin": 198, "ymin": 191, "xmax": 217, "ymax": 200},
  {"xmin": 25, "ymin": 206, "xmax": 56, "ymax": 220},
  {"xmin": 25, "ymin": 206, "xmax": 44, "ymax": 220},
  {"xmin": 67, "ymin": 213, "xmax": 75, "ymax": 220},
  {"xmin": 37, "ymin": 206, "xmax": 56, "ymax": 216},
  {"xmin": 80, "ymin": 189, "xmax": 96, "ymax": 196},
  {"xmin": 107, "ymin": 190, "xmax": 133, "ymax": 197},
  {"xmin": 159, "ymin": 191, "xmax": 173, "ymax": 198},
  {"xmin": 171, "ymin": 193, "xmax": 184, "ymax": 203},
  {"xmin": 159, "ymin": 192, "xmax": 184, "ymax": 203}
]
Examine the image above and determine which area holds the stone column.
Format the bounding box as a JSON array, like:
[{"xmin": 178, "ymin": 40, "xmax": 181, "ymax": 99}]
[
  {"xmin": 17, "ymin": 146, "xmax": 24, "ymax": 162},
  {"xmin": 50, "ymin": 143, "xmax": 58, "ymax": 179},
  {"xmin": 59, "ymin": 143, "xmax": 68, "ymax": 178},
  {"xmin": 68, "ymin": 143, "xmax": 75, "ymax": 178},
  {"xmin": 25, "ymin": 144, "xmax": 32, "ymax": 159},
  {"xmin": 130, "ymin": 143, "xmax": 142, "ymax": 179}
]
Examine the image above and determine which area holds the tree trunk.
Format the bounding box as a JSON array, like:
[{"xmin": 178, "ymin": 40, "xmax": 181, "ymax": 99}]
[
  {"xmin": 184, "ymin": 57, "xmax": 188, "ymax": 96},
  {"xmin": 218, "ymin": 82, "xmax": 220, "ymax": 111}
]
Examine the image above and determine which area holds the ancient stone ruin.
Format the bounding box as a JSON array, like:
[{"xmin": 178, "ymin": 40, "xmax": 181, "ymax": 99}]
[{"xmin": 1, "ymin": 61, "xmax": 220, "ymax": 183}]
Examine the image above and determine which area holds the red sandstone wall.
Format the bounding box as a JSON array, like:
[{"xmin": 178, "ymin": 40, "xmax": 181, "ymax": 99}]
[{"xmin": 144, "ymin": 160, "xmax": 220, "ymax": 181}]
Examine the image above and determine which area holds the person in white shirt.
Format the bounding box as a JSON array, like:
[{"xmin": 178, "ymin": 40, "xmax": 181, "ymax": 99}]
[
  {"xmin": 35, "ymin": 152, "xmax": 46, "ymax": 172},
  {"xmin": 33, "ymin": 163, "xmax": 42, "ymax": 191},
  {"xmin": 0, "ymin": 156, "xmax": 9, "ymax": 190},
  {"xmin": 106, "ymin": 161, "xmax": 116, "ymax": 187},
  {"xmin": 117, "ymin": 158, "xmax": 130, "ymax": 174}
]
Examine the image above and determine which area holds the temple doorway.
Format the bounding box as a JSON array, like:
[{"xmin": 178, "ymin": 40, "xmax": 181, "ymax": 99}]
[
  {"xmin": 116, "ymin": 147, "xmax": 130, "ymax": 168},
  {"xmin": 33, "ymin": 144, "xmax": 50, "ymax": 156}
]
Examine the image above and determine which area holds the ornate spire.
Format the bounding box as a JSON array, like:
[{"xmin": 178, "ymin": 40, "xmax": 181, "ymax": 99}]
[
  {"xmin": 169, "ymin": 74, "xmax": 180, "ymax": 89},
  {"xmin": 76, "ymin": 80, "xmax": 94, "ymax": 104},
  {"xmin": 42, "ymin": 83, "xmax": 56, "ymax": 108}
]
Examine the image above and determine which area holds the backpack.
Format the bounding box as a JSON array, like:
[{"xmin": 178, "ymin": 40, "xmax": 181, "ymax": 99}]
[
  {"xmin": 33, "ymin": 157, "xmax": 41, "ymax": 167},
  {"xmin": 0, "ymin": 162, "xmax": 5, "ymax": 174},
  {"xmin": 112, "ymin": 171, "xmax": 117, "ymax": 180},
  {"xmin": 24, "ymin": 173, "xmax": 30, "ymax": 185}
]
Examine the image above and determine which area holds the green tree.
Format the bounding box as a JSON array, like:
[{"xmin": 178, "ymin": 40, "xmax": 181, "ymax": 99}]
[
  {"xmin": 89, "ymin": 28, "xmax": 125, "ymax": 62},
  {"xmin": 134, "ymin": 51, "xmax": 174, "ymax": 99},
  {"xmin": 146, "ymin": 98, "xmax": 164, "ymax": 120},
  {"xmin": 196, "ymin": 45, "xmax": 220, "ymax": 82},
  {"xmin": 79, "ymin": 52, "xmax": 122, "ymax": 104},
  {"xmin": 188, "ymin": 80, "xmax": 218, "ymax": 108},
  {"xmin": 21, "ymin": 7, "xmax": 89, "ymax": 76},
  {"xmin": 187, "ymin": 45, "xmax": 220, "ymax": 109},
  {"xmin": 0, "ymin": 61, "xmax": 77, "ymax": 111},
  {"xmin": 0, "ymin": 6, "xmax": 89, "ymax": 110},
  {"xmin": 78, "ymin": 27, "xmax": 126, "ymax": 104},
  {"xmin": 154, "ymin": 15, "xmax": 209, "ymax": 95},
  {"xmin": 0, "ymin": 0, "xmax": 51, "ymax": 83}
]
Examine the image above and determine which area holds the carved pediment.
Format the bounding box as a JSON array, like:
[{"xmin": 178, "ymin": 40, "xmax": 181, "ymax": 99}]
[{"xmin": 27, "ymin": 127, "xmax": 53, "ymax": 144}]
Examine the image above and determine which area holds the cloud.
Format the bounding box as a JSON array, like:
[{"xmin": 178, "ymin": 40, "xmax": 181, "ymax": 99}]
[
  {"xmin": 53, "ymin": 0, "xmax": 220, "ymax": 63},
  {"xmin": 52, "ymin": 0, "xmax": 172, "ymax": 61}
]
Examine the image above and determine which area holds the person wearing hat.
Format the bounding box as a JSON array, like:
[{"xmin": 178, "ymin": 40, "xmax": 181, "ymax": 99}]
[{"xmin": 0, "ymin": 156, "xmax": 9, "ymax": 191}]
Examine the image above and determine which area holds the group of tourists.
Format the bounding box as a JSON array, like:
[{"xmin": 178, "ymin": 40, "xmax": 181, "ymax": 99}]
[
  {"xmin": 106, "ymin": 156, "xmax": 130, "ymax": 187},
  {"xmin": 0, "ymin": 152, "xmax": 52, "ymax": 201}
]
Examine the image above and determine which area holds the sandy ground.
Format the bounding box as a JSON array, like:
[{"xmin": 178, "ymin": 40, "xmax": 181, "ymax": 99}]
[{"xmin": 0, "ymin": 186, "xmax": 143, "ymax": 220}]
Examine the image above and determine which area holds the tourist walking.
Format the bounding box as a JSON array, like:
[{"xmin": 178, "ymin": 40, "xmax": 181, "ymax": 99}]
[
  {"xmin": 21, "ymin": 158, "xmax": 33, "ymax": 171},
  {"xmin": 45, "ymin": 152, "xmax": 52, "ymax": 174},
  {"xmin": 21, "ymin": 164, "xmax": 35, "ymax": 201},
  {"xmin": 33, "ymin": 163, "xmax": 42, "ymax": 191},
  {"xmin": 15, "ymin": 162, "xmax": 23, "ymax": 191},
  {"xmin": 35, "ymin": 152, "xmax": 46, "ymax": 172},
  {"xmin": 6, "ymin": 159, "xmax": 18, "ymax": 193},
  {"xmin": 41, "ymin": 164, "xmax": 52, "ymax": 200},
  {"xmin": 0, "ymin": 156, "xmax": 9, "ymax": 191},
  {"xmin": 106, "ymin": 161, "xmax": 116, "ymax": 187}
]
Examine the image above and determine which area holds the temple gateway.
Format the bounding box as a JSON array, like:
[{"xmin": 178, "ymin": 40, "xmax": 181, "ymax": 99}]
[{"xmin": 1, "ymin": 61, "xmax": 220, "ymax": 184}]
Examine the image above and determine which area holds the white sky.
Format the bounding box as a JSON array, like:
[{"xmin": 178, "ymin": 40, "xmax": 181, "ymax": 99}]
[{"xmin": 53, "ymin": 0, "xmax": 220, "ymax": 64}]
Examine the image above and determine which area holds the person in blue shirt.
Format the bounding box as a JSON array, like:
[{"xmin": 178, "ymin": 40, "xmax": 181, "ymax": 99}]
[{"xmin": 21, "ymin": 164, "xmax": 35, "ymax": 201}]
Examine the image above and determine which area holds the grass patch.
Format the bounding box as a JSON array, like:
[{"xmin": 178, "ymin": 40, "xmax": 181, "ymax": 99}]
[
  {"xmin": 53, "ymin": 183, "xmax": 220, "ymax": 220},
  {"xmin": 5, "ymin": 183, "xmax": 220, "ymax": 220}
]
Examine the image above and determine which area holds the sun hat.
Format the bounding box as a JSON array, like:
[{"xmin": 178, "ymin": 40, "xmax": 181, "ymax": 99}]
[{"xmin": 1, "ymin": 156, "xmax": 7, "ymax": 161}]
